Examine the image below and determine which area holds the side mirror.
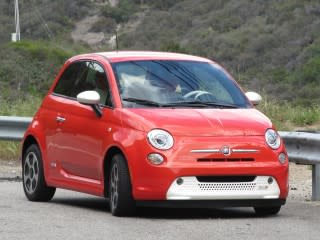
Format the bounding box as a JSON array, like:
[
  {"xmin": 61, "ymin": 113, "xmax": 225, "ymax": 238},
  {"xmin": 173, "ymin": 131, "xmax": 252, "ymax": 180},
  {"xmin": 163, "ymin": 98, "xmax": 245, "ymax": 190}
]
[
  {"xmin": 245, "ymin": 91, "xmax": 262, "ymax": 106},
  {"xmin": 77, "ymin": 91, "xmax": 102, "ymax": 117},
  {"xmin": 77, "ymin": 91, "xmax": 100, "ymax": 105}
]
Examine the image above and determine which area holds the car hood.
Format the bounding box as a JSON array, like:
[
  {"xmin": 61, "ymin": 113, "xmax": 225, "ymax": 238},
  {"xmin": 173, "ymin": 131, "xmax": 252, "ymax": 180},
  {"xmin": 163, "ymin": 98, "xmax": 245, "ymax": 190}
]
[{"xmin": 120, "ymin": 108, "xmax": 272, "ymax": 137}]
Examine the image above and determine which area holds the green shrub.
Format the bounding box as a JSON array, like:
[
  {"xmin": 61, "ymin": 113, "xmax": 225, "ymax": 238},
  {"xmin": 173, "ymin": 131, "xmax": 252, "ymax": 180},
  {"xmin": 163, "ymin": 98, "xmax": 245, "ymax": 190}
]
[
  {"xmin": 160, "ymin": 40, "xmax": 189, "ymax": 53},
  {"xmin": 300, "ymin": 56, "xmax": 320, "ymax": 83},
  {"xmin": 10, "ymin": 40, "xmax": 72, "ymax": 63}
]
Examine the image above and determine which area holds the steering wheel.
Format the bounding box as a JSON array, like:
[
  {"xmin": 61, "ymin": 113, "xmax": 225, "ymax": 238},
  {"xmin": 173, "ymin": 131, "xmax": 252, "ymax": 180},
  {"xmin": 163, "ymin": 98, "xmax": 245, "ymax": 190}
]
[{"xmin": 183, "ymin": 90, "xmax": 216, "ymax": 101}]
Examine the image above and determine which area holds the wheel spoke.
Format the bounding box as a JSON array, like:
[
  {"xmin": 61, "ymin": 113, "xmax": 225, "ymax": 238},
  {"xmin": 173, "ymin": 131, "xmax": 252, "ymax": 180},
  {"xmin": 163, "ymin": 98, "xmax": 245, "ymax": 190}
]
[
  {"xmin": 34, "ymin": 171, "xmax": 39, "ymax": 182},
  {"xmin": 32, "ymin": 161, "xmax": 39, "ymax": 182},
  {"xmin": 26, "ymin": 157, "xmax": 31, "ymax": 169},
  {"xmin": 112, "ymin": 192, "xmax": 118, "ymax": 210},
  {"xmin": 31, "ymin": 179, "xmax": 37, "ymax": 192},
  {"xmin": 29, "ymin": 154, "xmax": 34, "ymax": 166},
  {"xmin": 24, "ymin": 162, "xmax": 30, "ymax": 178},
  {"xmin": 25, "ymin": 178, "xmax": 31, "ymax": 192}
]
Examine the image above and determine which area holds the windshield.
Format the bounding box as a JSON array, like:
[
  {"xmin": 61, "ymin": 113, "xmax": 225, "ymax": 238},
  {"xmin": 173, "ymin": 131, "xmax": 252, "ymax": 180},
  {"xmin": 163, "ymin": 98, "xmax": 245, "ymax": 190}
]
[{"xmin": 112, "ymin": 60, "xmax": 251, "ymax": 108}]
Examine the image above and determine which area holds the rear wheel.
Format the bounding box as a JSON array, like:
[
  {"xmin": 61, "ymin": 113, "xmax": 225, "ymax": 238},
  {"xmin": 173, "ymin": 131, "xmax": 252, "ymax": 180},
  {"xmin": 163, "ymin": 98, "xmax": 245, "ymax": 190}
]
[
  {"xmin": 23, "ymin": 144, "xmax": 56, "ymax": 201},
  {"xmin": 254, "ymin": 206, "xmax": 281, "ymax": 216},
  {"xmin": 109, "ymin": 154, "xmax": 136, "ymax": 216}
]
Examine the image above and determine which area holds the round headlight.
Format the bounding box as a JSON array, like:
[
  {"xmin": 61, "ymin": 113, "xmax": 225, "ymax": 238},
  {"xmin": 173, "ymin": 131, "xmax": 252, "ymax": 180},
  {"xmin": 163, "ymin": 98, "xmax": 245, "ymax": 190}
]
[
  {"xmin": 147, "ymin": 129, "xmax": 174, "ymax": 150},
  {"xmin": 265, "ymin": 129, "xmax": 281, "ymax": 150}
]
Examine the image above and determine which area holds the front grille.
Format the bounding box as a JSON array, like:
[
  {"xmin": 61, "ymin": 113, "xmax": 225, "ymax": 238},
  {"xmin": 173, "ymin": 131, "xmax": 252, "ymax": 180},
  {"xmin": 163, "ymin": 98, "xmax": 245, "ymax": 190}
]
[
  {"xmin": 198, "ymin": 182, "xmax": 256, "ymax": 191},
  {"xmin": 196, "ymin": 176, "xmax": 257, "ymax": 192},
  {"xmin": 196, "ymin": 176, "xmax": 256, "ymax": 182},
  {"xmin": 197, "ymin": 158, "xmax": 255, "ymax": 162}
]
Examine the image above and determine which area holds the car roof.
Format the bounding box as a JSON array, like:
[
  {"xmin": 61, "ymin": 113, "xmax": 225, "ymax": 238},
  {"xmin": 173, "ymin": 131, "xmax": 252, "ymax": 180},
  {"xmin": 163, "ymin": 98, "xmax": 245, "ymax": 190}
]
[{"xmin": 70, "ymin": 51, "xmax": 212, "ymax": 63}]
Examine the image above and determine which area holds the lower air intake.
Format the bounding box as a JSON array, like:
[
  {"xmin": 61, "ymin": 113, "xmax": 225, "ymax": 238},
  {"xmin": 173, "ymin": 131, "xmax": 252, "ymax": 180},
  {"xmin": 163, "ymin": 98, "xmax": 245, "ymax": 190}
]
[{"xmin": 198, "ymin": 182, "xmax": 256, "ymax": 191}]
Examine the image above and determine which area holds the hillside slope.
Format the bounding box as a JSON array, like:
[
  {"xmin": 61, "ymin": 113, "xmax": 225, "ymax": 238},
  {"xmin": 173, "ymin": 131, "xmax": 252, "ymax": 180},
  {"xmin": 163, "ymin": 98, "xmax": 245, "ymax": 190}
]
[
  {"xmin": 118, "ymin": 0, "xmax": 320, "ymax": 104},
  {"xmin": 0, "ymin": 0, "xmax": 319, "ymax": 105}
]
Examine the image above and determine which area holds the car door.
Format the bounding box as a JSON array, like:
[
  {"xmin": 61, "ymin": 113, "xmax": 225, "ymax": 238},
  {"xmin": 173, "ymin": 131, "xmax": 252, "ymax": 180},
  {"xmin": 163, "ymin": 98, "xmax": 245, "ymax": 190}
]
[
  {"xmin": 43, "ymin": 61, "xmax": 86, "ymax": 181},
  {"xmin": 47, "ymin": 60, "xmax": 114, "ymax": 182}
]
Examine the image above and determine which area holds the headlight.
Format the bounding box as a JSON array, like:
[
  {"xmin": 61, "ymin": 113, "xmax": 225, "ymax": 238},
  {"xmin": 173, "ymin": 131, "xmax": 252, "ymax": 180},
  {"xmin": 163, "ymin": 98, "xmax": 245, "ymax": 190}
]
[
  {"xmin": 265, "ymin": 129, "xmax": 281, "ymax": 149},
  {"xmin": 147, "ymin": 129, "xmax": 174, "ymax": 150}
]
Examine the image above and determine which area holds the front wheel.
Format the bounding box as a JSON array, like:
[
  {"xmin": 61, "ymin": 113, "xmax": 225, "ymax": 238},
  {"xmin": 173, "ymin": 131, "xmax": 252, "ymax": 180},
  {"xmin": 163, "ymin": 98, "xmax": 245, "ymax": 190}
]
[
  {"xmin": 22, "ymin": 144, "xmax": 56, "ymax": 201},
  {"xmin": 254, "ymin": 206, "xmax": 281, "ymax": 216},
  {"xmin": 109, "ymin": 154, "xmax": 136, "ymax": 216}
]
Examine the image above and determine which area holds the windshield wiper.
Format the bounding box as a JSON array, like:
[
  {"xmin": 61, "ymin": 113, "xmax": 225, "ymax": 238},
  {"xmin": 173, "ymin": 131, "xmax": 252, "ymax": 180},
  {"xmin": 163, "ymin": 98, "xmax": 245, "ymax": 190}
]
[
  {"xmin": 122, "ymin": 97, "xmax": 164, "ymax": 107},
  {"xmin": 166, "ymin": 101, "xmax": 239, "ymax": 108},
  {"xmin": 122, "ymin": 98, "xmax": 238, "ymax": 108}
]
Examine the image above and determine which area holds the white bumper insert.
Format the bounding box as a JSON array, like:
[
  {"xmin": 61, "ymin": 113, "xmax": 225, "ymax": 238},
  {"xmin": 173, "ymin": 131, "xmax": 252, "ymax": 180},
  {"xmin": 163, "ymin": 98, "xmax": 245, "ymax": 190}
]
[{"xmin": 166, "ymin": 176, "xmax": 280, "ymax": 200}]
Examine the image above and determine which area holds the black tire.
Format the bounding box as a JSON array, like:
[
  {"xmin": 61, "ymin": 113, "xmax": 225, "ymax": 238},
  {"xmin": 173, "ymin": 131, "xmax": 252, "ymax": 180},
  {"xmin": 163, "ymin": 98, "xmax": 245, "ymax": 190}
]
[
  {"xmin": 254, "ymin": 206, "xmax": 281, "ymax": 216},
  {"xmin": 108, "ymin": 154, "xmax": 136, "ymax": 216},
  {"xmin": 22, "ymin": 144, "xmax": 56, "ymax": 201}
]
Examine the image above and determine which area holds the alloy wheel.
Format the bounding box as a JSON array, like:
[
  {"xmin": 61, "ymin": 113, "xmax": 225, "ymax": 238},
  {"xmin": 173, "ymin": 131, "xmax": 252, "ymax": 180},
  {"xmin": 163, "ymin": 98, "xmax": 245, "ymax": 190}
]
[{"xmin": 23, "ymin": 152, "xmax": 39, "ymax": 194}]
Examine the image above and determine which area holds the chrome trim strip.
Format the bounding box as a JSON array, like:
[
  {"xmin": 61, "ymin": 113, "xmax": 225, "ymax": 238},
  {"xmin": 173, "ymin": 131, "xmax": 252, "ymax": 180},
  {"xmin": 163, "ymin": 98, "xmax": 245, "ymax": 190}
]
[
  {"xmin": 190, "ymin": 149, "xmax": 220, "ymax": 153},
  {"xmin": 232, "ymin": 149, "xmax": 259, "ymax": 153},
  {"xmin": 191, "ymin": 149, "xmax": 259, "ymax": 153}
]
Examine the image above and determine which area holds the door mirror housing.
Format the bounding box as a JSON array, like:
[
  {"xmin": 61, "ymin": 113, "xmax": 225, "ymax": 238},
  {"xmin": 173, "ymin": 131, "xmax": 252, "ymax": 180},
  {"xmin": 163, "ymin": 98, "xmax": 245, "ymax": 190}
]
[
  {"xmin": 77, "ymin": 91, "xmax": 102, "ymax": 117},
  {"xmin": 77, "ymin": 91, "xmax": 100, "ymax": 105},
  {"xmin": 245, "ymin": 91, "xmax": 262, "ymax": 106}
]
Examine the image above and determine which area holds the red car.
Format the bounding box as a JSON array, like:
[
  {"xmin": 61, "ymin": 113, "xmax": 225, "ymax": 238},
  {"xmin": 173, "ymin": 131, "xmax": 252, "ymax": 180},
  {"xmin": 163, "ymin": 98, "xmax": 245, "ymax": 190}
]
[{"xmin": 21, "ymin": 51, "xmax": 288, "ymax": 216}]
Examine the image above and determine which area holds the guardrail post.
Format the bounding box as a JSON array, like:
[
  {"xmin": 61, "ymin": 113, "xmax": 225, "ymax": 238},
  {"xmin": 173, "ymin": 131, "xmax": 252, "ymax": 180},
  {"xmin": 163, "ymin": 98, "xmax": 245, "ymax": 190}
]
[{"xmin": 312, "ymin": 164, "xmax": 320, "ymax": 201}]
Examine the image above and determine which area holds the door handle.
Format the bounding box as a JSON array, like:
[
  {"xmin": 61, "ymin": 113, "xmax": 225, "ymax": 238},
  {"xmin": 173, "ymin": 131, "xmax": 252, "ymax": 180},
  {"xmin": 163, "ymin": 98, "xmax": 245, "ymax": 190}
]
[{"xmin": 56, "ymin": 116, "xmax": 66, "ymax": 123}]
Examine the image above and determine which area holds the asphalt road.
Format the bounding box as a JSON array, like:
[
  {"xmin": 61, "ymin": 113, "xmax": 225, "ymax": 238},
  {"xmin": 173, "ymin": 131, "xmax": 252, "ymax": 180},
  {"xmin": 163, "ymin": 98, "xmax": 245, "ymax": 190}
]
[{"xmin": 0, "ymin": 181, "xmax": 320, "ymax": 240}]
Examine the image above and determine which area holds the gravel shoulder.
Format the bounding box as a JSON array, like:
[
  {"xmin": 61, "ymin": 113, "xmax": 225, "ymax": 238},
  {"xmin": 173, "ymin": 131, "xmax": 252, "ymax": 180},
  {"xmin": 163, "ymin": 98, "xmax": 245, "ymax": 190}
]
[
  {"xmin": 0, "ymin": 160, "xmax": 312, "ymax": 201},
  {"xmin": 0, "ymin": 159, "xmax": 21, "ymax": 180}
]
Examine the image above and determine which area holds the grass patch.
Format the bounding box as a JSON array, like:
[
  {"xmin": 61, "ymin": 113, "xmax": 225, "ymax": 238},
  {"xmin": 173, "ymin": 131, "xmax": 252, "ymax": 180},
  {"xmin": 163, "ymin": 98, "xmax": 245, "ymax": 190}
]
[
  {"xmin": 0, "ymin": 96, "xmax": 42, "ymax": 116},
  {"xmin": 257, "ymin": 98, "xmax": 320, "ymax": 130},
  {"xmin": 0, "ymin": 141, "xmax": 20, "ymax": 160}
]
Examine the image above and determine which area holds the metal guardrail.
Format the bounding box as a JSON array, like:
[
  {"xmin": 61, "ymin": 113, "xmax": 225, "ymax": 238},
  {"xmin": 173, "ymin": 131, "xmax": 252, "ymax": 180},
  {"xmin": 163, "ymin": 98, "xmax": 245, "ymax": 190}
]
[
  {"xmin": 0, "ymin": 116, "xmax": 32, "ymax": 141},
  {"xmin": 279, "ymin": 131, "xmax": 320, "ymax": 201},
  {"xmin": 279, "ymin": 131, "xmax": 320, "ymax": 165},
  {"xmin": 0, "ymin": 116, "xmax": 319, "ymax": 200}
]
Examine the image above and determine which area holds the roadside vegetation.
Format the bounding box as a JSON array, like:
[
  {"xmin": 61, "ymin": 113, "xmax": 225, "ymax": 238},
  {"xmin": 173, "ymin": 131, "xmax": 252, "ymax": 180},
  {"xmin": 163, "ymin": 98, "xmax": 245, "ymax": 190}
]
[
  {"xmin": 257, "ymin": 99, "xmax": 320, "ymax": 131},
  {"xmin": 1, "ymin": 95, "xmax": 319, "ymax": 160}
]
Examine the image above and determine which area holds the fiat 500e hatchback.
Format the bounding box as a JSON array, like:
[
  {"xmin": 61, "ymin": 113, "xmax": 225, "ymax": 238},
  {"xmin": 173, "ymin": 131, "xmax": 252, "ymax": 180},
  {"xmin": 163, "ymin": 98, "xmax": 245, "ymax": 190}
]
[{"xmin": 22, "ymin": 51, "xmax": 288, "ymax": 216}]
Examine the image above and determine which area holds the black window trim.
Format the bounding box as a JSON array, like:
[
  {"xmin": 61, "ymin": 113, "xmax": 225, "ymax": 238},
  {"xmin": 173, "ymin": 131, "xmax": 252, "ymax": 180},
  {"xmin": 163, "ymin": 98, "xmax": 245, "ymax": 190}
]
[{"xmin": 51, "ymin": 59, "xmax": 115, "ymax": 109}]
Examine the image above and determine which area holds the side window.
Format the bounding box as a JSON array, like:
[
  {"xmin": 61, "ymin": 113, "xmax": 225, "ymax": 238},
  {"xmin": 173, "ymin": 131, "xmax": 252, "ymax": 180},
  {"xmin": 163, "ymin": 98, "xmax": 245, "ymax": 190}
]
[
  {"xmin": 54, "ymin": 61, "xmax": 89, "ymax": 97},
  {"xmin": 85, "ymin": 62, "xmax": 112, "ymax": 107},
  {"xmin": 54, "ymin": 62, "xmax": 81, "ymax": 96},
  {"xmin": 53, "ymin": 61, "xmax": 112, "ymax": 107}
]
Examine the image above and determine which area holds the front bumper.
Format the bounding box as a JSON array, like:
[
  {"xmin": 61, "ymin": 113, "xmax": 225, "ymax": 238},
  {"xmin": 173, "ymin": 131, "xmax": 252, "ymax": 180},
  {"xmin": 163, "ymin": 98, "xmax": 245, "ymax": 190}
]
[
  {"xmin": 131, "ymin": 163, "xmax": 288, "ymax": 200},
  {"xmin": 127, "ymin": 135, "xmax": 289, "ymax": 201}
]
